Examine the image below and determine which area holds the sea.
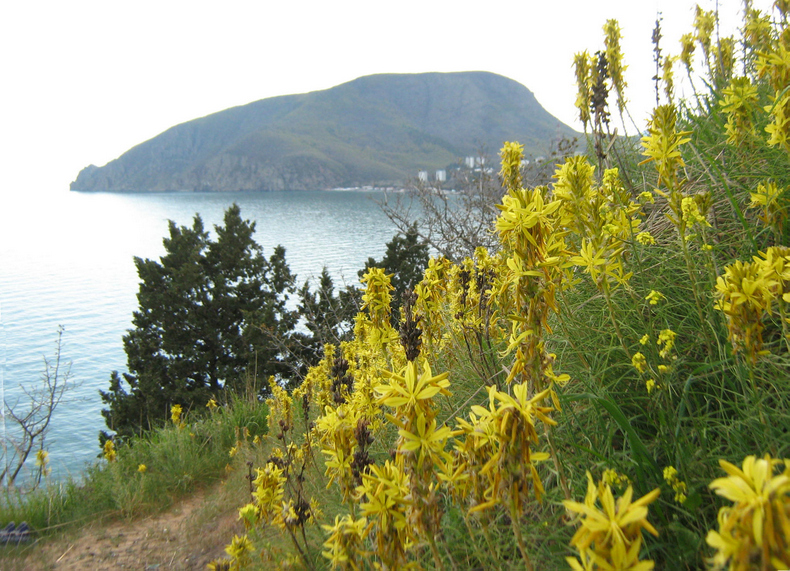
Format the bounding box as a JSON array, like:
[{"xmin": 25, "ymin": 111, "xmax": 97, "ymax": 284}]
[{"xmin": 0, "ymin": 190, "xmax": 399, "ymax": 483}]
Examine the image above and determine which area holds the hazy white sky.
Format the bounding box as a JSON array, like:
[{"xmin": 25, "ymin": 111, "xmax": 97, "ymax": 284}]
[{"xmin": 0, "ymin": 0, "xmax": 773, "ymax": 193}]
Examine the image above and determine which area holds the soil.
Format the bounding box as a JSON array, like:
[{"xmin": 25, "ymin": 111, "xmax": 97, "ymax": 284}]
[{"xmin": 6, "ymin": 488, "xmax": 242, "ymax": 570}]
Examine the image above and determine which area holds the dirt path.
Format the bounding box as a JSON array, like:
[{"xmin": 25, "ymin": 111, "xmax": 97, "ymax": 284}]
[{"xmin": 13, "ymin": 489, "xmax": 240, "ymax": 570}]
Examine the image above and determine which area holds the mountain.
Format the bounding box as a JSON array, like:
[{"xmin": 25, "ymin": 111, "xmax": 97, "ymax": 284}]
[{"xmin": 70, "ymin": 72, "xmax": 578, "ymax": 192}]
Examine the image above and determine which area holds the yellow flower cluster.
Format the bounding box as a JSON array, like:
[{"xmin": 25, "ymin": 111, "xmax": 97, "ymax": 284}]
[
  {"xmin": 604, "ymin": 19, "xmax": 628, "ymax": 113},
  {"xmin": 631, "ymin": 352, "xmax": 647, "ymax": 374},
  {"xmin": 706, "ymin": 455, "xmax": 790, "ymax": 570},
  {"xmin": 564, "ymin": 472, "xmax": 660, "ymax": 571},
  {"xmin": 266, "ymin": 375, "xmax": 293, "ymax": 437},
  {"xmin": 356, "ymin": 460, "xmax": 412, "ymax": 568},
  {"xmin": 602, "ymin": 468, "xmax": 630, "ymax": 489},
  {"xmin": 750, "ymin": 180, "xmax": 788, "ymax": 240},
  {"xmin": 250, "ymin": 461, "xmax": 286, "ymax": 526},
  {"xmin": 640, "ymin": 105, "xmax": 690, "ymax": 197},
  {"xmin": 103, "ymin": 439, "xmax": 116, "ymax": 463},
  {"xmin": 694, "ymin": 6, "xmax": 716, "ymax": 66},
  {"xmin": 315, "ymin": 402, "xmax": 366, "ymax": 501},
  {"xmin": 170, "ymin": 404, "xmax": 185, "ymax": 428},
  {"xmin": 719, "ymin": 77, "xmax": 760, "ymax": 146},
  {"xmin": 321, "ymin": 514, "xmax": 368, "ymax": 570},
  {"xmin": 456, "ymin": 385, "xmax": 555, "ymax": 514},
  {"xmin": 757, "ymin": 37, "xmax": 790, "ymax": 151},
  {"xmin": 224, "ymin": 534, "xmax": 253, "ymax": 568},
  {"xmin": 715, "ymin": 246, "xmax": 790, "ymax": 362},
  {"xmin": 359, "ymin": 267, "xmax": 398, "ymax": 350},
  {"xmin": 559, "ymin": 160, "xmax": 640, "ymax": 291},
  {"xmin": 574, "ymin": 51, "xmax": 594, "ymax": 131},
  {"xmin": 663, "ymin": 465, "xmax": 688, "ymax": 504},
  {"xmin": 657, "ymin": 329, "xmax": 676, "ymax": 359}
]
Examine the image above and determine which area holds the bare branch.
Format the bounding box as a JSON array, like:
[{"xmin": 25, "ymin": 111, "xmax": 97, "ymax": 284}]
[{"xmin": 2, "ymin": 326, "xmax": 76, "ymax": 488}]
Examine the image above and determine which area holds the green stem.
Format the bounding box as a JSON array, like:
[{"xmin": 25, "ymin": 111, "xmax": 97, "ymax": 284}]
[
  {"xmin": 546, "ymin": 428, "xmax": 571, "ymax": 502},
  {"xmin": 779, "ymin": 303, "xmax": 790, "ymax": 355},
  {"xmin": 602, "ymin": 279, "xmax": 631, "ymax": 359},
  {"xmin": 479, "ymin": 518, "xmax": 498, "ymax": 562},
  {"xmin": 461, "ymin": 516, "xmax": 486, "ymax": 568},
  {"xmin": 426, "ymin": 533, "xmax": 447, "ymax": 571},
  {"xmin": 679, "ymin": 232, "xmax": 717, "ymax": 358},
  {"xmin": 509, "ymin": 499, "xmax": 534, "ymax": 571},
  {"xmin": 286, "ymin": 524, "xmax": 316, "ymax": 571}
]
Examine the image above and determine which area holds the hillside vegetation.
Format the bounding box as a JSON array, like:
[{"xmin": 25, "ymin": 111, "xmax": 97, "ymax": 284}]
[
  {"xmin": 69, "ymin": 72, "xmax": 577, "ymax": 192},
  {"xmin": 5, "ymin": 3, "xmax": 790, "ymax": 571}
]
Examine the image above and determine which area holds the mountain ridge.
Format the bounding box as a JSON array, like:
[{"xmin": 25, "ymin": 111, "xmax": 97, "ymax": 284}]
[{"xmin": 70, "ymin": 72, "xmax": 578, "ymax": 192}]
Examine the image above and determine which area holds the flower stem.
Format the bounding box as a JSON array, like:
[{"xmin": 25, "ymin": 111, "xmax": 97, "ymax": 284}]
[{"xmin": 510, "ymin": 500, "xmax": 534, "ymax": 571}]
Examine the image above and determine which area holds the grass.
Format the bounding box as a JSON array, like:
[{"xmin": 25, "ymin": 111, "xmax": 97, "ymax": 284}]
[{"xmin": 0, "ymin": 393, "xmax": 268, "ymax": 562}]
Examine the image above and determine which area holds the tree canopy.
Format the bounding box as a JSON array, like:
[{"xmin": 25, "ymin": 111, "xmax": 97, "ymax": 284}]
[{"xmin": 100, "ymin": 204, "xmax": 296, "ymax": 441}]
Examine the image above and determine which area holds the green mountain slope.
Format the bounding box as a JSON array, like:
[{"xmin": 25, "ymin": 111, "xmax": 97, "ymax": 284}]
[{"xmin": 70, "ymin": 72, "xmax": 578, "ymax": 192}]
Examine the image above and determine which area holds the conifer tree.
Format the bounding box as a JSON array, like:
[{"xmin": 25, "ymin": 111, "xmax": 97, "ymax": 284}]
[{"xmin": 100, "ymin": 204, "xmax": 296, "ymax": 442}]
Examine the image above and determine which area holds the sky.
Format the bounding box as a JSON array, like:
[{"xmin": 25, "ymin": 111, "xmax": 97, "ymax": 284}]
[{"xmin": 0, "ymin": 0, "xmax": 775, "ymax": 194}]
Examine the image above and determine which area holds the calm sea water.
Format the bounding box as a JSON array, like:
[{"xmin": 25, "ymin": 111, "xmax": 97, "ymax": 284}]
[{"xmin": 0, "ymin": 190, "xmax": 397, "ymax": 482}]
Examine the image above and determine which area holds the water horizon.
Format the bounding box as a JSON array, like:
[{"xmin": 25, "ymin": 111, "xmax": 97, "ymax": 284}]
[{"xmin": 0, "ymin": 189, "xmax": 397, "ymax": 483}]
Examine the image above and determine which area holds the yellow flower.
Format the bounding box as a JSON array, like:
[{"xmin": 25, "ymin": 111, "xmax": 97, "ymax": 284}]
[
  {"xmin": 206, "ymin": 559, "xmax": 232, "ymax": 571},
  {"xmin": 638, "ymin": 191, "xmax": 655, "ymax": 204},
  {"xmin": 657, "ymin": 364, "xmax": 670, "ymax": 374},
  {"xmin": 253, "ymin": 462, "xmax": 287, "ymax": 524},
  {"xmin": 603, "ymin": 468, "xmax": 629, "ymax": 489},
  {"xmin": 680, "ymin": 33, "xmax": 695, "ymax": 71},
  {"xmin": 321, "ymin": 514, "xmax": 368, "ymax": 569},
  {"xmin": 137, "ymin": 464, "xmax": 147, "ymax": 474},
  {"xmin": 225, "ymin": 534, "xmax": 253, "ymax": 564},
  {"xmin": 574, "ymin": 51, "xmax": 593, "ymax": 130},
  {"xmin": 358, "ymin": 460, "xmax": 410, "ymax": 532},
  {"xmin": 663, "ymin": 466, "xmax": 688, "ymax": 504},
  {"xmin": 639, "ymin": 334, "xmax": 650, "ymax": 345},
  {"xmin": 35, "ymin": 449, "xmax": 48, "ymax": 467},
  {"xmin": 645, "ymin": 290, "xmax": 665, "ymax": 305},
  {"xmin": 238, "ymin": 503, "xmax": 258, "ymax": 529},
  {"xmin": 706, "ymin": 455, "xmax": 790, "ymax": 569},
  {"xmin": 631, "ymin": 352, "xmax": 647, "ymax": 374},
  {"xmin": 564, "ymin": 472, "xmax": 660, "ymax": 570},
  {"xmin": 646, "ymin": 379, "xmax": 657, "ymax": 394},
  {"xmin": 657, "ymin": 329, "xmax": 677, "ymax": 359},
  {"xmin": 640, "ymin": 105, "xmax": 691, "ymax": 190},
  {"xmin": 719, "ymin": 77, "xmax": 760, "ymax": 145},
  {"xmin": 636, "ymin": 231, "xmax": 656, "ymax": 245},
  {"xmin": 500, "ymin": 141, "xmax": 524, "ymax": 191},
  {"xmin": 103, "ymin": 439, "xmax": 117, "ymax": 463},
  {"xmin": 397, "ymin": 415, "xmax": 453, "ymax": 470},
  {"xmin": 170, "ymin": 404, "xmax": 183, "ymax": 425},
  {"xmin": 571, "ymin": 240, "xmax": 608, "ymax": 283},
  {"xmin": 681, "ymin": 196, "xmax": 711, "ymax": 227},
  {"xmin": 375, "ymin": 360, "xmax": 450, "ymax": 415},
  {"xmin": 206, "ymin": 398, "xmax": 218, "ymax": 412},
  {"xmin": 604, "ymin": 19, "xmax": 628, "ymax": 112}
]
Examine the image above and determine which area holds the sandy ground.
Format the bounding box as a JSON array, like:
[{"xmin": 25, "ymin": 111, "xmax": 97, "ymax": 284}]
[{"xmin": 4, "ymin": 489, "xmax": 241, "ymax": 570}]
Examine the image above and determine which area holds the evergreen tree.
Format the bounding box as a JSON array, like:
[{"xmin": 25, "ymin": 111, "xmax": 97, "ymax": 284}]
[
  {"xmin": 100, "ymin": 204, "xmax": 296, "ymax": 442},
  {"xmin": 291, "ymin": 269, "xmax": 361, "ymax": 371}
]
